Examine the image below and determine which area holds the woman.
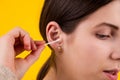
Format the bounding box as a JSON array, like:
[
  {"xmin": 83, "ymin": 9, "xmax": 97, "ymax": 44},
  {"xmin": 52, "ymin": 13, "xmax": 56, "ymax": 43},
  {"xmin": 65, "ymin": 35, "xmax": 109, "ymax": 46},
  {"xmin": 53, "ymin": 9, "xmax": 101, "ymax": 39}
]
[
  {"xmin": 0, "ymin": 0, "xmax": 120, "ymax": 80},
  {"xmin": 38, "ymin": 0, "xmax": 120, "ymax": 80}
]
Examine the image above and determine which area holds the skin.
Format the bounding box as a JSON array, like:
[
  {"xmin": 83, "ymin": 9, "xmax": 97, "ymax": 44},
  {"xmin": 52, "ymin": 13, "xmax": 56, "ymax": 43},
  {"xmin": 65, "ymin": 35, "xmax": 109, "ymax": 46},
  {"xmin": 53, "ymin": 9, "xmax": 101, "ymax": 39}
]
[
  {"xmin": 0, "ymin": 27, "xmax": 45, "ymax": 79},
  {"xmin": 45, "ymin": 0, "xmax": 120, "ymax": 80}
]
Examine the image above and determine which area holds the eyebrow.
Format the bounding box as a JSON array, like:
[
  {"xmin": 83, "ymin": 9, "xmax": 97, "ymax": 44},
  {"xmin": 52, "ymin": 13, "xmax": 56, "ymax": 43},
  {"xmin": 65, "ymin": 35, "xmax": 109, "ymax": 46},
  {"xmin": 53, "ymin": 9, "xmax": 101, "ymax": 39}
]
[{"xmin": 96, "ymin": 22, "xmax": 119, "ymax": 30}]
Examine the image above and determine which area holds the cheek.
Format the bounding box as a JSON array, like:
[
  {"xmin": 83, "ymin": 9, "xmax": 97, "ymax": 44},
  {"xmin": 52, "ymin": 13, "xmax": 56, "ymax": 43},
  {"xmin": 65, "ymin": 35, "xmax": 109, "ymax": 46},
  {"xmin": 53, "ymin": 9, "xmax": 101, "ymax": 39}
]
[
  {"xmin": 77, "ymin": 39, "xmax": 111, "ymax": 72},
  {"xmin": 64, "ymin": 37, "xmax": 112, "ymax": 75}
]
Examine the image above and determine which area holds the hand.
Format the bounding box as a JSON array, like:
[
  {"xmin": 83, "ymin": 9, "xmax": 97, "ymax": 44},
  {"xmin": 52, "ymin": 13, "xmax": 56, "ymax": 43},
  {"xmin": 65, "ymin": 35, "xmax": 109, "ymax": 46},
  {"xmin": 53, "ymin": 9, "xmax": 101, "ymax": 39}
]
[{"xmin": 0, "ymin": 27, "xmax": 45, "ymax": 79}]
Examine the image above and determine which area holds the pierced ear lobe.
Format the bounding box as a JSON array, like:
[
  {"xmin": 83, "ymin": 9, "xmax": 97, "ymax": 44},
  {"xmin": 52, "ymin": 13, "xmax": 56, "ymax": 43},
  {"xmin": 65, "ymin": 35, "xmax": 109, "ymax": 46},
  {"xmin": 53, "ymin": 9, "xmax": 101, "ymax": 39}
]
[{"xmin": 46, "ymin": 21, "xmax": 63, "ymax": 53}]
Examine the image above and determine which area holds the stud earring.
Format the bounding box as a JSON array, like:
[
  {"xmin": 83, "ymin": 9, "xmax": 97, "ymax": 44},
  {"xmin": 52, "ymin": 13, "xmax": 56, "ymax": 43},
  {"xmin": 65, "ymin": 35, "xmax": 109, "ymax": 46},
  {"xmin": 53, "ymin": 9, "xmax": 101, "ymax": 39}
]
[{"xmin": 57, "ymin": 46, "xmax": 63, "ymax": 53}]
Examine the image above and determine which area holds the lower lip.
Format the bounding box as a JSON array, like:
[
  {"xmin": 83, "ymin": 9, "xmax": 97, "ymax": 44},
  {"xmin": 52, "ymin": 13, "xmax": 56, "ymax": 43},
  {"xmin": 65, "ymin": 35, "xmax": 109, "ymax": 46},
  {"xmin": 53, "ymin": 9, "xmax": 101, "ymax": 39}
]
[{"xmin": 104, "ymin": 72, "xmax": 118, "ymax": 80}]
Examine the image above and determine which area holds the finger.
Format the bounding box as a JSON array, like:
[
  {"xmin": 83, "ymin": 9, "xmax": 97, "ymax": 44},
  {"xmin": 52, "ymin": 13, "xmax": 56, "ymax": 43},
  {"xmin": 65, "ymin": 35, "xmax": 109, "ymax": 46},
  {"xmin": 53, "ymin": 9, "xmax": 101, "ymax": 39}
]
[
  {"xmin": 14, "ymin": 40, "xmax": 41, "ymax": 55},
  {"xmin": 24, "ymin": 41, "xmax": 45, "ymax": 65},
  {"xmin": 14, "ymin": 37, "xmax": 32, "ymax": 55},
  {"xmin": 22, "ymin": 34, "xmax": 31, "ymax": 51},
  {"xmin": 14, "ymin": 44, "xmax": 25, "ymax": 55},
  {"xmin": 15, "ymin": 41, "xmax": 45, "ymax": 79},
  {"xmin": 30, "ymin": 38, "xmax": 37, "ymax": 51},
  {"xmin": 6, "ymin": 27, "xmax": 31, "ymax": 51},
  {"xmin": 34, "ymin": 41, "xmax": 46, "ymax": 46}
]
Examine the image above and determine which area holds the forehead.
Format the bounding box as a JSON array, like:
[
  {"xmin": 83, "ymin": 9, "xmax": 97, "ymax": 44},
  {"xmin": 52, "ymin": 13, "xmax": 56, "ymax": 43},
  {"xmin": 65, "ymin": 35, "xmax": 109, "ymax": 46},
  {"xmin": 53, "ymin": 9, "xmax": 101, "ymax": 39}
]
[
  {"xmin": 84, "ymin": 0, "xmax": 120, "ymax": 27},
  {"xmin": 66, "ymin": 0, "xmax": 120, "ymax": 38},
  {"xmin": 71, "ymin": 0, "xmax": 120, "ymax": 36}
]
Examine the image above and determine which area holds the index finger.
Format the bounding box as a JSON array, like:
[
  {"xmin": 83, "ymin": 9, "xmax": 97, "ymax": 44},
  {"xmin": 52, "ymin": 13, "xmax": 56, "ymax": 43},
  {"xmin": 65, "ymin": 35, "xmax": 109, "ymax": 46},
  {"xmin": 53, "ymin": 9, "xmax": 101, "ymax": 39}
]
[{"xmin": 5, "ymin": 27, "xmax": 31, "ymax": 50}]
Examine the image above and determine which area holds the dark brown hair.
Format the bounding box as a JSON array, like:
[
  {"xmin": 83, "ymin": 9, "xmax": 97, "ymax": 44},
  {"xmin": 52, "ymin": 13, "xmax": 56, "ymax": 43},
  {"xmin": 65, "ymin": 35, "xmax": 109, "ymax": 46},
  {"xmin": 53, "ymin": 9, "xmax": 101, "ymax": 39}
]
[{"xmin": 38, "ymin": 0, "xmax": 112, "ymax": 80}]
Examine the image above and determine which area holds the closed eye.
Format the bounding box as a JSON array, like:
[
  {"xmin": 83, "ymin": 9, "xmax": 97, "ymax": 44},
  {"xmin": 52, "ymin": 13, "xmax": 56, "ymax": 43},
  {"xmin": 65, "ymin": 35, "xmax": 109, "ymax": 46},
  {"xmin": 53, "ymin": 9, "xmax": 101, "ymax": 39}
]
[{"xmin": 96, "ymin": 33, "xmax": 111, "ymax": 40}]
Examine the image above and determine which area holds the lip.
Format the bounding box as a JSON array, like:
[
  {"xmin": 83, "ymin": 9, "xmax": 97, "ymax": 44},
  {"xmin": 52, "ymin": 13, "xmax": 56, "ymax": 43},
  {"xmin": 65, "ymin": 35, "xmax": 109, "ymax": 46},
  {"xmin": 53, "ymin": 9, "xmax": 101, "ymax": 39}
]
[{"xmin": 103, "ymin": 69, "xmax": 118, "ymax": 80}]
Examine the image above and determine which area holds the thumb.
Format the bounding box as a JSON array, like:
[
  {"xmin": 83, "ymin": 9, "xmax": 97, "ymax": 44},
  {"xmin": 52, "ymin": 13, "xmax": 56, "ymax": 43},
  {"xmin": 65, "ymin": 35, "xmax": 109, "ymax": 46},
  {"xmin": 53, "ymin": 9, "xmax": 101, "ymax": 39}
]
[
  {"xmin": 25, "ymin": 41, "xmax": 45, "ymax": 65},
  {"xmin": 15, "ymin": 41, "xmax": 45, "ymax": 79}
]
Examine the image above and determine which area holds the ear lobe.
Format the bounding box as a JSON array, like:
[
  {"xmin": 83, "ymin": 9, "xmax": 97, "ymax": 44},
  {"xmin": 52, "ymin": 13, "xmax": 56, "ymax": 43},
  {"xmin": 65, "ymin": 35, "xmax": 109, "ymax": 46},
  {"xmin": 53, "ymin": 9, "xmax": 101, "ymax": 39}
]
[{"xmin": 46, "ymin": 21, "xmax": 62, "ymax": 44}]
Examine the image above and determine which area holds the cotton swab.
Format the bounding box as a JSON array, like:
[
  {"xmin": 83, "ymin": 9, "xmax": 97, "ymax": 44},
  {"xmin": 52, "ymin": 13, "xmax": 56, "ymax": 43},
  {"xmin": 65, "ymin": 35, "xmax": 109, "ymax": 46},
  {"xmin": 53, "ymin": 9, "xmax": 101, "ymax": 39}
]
[{"xmin": 45, "ymin": 39, "xmax": 60, "ymax": 46}]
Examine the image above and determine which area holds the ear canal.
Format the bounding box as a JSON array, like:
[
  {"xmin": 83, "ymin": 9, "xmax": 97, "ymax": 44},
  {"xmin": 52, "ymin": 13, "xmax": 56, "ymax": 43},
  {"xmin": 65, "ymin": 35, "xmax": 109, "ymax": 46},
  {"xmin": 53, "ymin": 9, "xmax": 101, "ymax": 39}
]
[{"xmin": 52, "ymin": 30, "xmax": 60, "ymax": 40}]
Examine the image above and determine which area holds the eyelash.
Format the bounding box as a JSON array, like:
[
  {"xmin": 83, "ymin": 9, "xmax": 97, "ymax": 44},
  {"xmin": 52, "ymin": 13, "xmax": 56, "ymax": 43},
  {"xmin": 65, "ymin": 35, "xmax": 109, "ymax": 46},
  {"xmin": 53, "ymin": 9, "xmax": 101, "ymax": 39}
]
[{"xmin": 96, "ymin": 33, "xmax": 111, "ymax": 40}]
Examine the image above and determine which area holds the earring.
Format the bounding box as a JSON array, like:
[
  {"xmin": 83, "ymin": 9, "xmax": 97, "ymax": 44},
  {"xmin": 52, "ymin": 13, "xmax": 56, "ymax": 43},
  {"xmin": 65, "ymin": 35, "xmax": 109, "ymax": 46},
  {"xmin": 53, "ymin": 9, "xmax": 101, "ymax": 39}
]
[{"xmin": 57, "ymin": 46, "xmax": 63, "ymax": 53}]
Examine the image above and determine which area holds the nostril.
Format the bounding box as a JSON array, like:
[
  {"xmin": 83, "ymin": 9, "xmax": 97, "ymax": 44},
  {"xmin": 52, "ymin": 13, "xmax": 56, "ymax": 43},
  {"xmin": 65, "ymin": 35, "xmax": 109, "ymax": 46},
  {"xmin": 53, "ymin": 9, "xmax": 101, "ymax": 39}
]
[{"xmin": 110, "ymin": 52, "xmax": 120, "ymax": 60}]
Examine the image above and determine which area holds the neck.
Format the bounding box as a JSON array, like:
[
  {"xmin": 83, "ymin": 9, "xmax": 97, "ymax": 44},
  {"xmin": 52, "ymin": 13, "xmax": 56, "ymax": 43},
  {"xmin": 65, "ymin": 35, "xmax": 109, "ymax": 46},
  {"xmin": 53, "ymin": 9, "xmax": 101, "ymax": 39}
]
[{"xmin": 43, "ymin": 63, "xmax": 57, "ymax": 80}]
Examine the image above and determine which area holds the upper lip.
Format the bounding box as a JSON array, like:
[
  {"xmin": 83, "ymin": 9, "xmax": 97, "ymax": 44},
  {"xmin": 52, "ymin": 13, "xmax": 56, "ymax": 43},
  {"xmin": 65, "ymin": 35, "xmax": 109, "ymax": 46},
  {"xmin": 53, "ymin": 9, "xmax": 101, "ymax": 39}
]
[
  {"xmin": 103, "ymin": 69, "xmax": 119, "ymax": 80},
  {"xmin": 103, "ymin": 69, "xmax": 119, "ymax": 75}
]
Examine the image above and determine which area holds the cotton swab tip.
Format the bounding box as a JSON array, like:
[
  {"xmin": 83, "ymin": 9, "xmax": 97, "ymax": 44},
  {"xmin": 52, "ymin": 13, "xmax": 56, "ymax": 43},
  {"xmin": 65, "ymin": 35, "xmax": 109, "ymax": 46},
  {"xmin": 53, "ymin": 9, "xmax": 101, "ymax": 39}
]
[{"xmin": 45, "ymin": 39, "xmax": 60, "ymax": 46}]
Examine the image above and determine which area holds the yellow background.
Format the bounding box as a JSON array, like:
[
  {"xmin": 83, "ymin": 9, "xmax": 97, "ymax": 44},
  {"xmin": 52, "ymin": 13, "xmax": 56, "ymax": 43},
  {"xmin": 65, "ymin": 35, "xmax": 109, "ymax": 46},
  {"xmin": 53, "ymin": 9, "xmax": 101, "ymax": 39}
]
[
  {"xmin": 0, "ymin": 0, "xmax": 120, "ymax": 80},
  {"xmin": 0, "ymin": 0, "xmax": 51, "ymax": 80}
]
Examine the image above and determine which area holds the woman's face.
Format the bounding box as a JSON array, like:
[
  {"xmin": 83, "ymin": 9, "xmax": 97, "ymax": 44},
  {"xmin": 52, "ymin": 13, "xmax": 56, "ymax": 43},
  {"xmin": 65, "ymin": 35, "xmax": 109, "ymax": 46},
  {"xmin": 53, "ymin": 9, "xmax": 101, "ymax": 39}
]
[{"xmin": 56, "ymin": 1, "xmax": 120, "ymax": 80}]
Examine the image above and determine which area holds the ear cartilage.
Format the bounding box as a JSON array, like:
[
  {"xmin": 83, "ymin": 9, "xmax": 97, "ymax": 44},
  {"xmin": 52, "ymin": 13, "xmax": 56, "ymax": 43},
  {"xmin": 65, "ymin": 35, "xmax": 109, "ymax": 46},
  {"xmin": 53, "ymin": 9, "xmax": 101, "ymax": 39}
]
[{"xmin": 45, "ymin": 39, "xmax": 60, "ymax": 46}]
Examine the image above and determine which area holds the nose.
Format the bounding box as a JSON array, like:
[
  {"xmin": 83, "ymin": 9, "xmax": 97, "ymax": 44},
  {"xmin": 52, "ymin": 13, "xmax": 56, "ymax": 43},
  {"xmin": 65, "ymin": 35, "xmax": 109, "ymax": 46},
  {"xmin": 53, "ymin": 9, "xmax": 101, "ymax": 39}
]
[{"xmin": 110, "ymin": 43, "xmax": 120, "ymax": 60}]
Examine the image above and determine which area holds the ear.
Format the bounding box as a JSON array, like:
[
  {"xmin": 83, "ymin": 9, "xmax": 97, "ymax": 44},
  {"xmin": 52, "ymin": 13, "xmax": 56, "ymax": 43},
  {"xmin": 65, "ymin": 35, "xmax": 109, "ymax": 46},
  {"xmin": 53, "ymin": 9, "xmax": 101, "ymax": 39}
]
[{"xmin": 46, "ymin": 21, "xmax": 63, "ymax": 49}]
